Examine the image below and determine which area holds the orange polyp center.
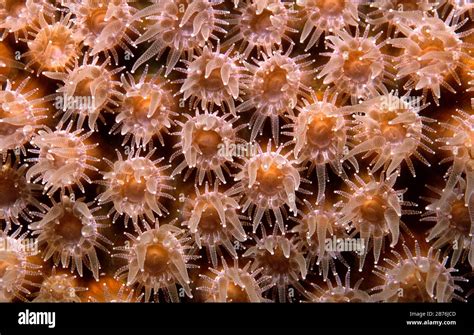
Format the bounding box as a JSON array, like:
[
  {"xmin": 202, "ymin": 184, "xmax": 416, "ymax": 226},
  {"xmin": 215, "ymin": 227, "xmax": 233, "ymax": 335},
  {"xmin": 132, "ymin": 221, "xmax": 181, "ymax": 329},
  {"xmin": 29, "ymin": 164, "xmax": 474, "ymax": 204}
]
[
  {"xmin": 0, "ymin": 256, "xmax": 18, "ymax": 277},
  {"xmin": 30, "ymin": 23, "xmax": 76, "ymax": 70},
  {"xmin": 201, "ymin": 67, "xmax": 225, "ymax": 92},
  {"xmin": 46, "ymin": 138, "xmax": 80, "ymax": 169},
  {"xmin": 42, "ymin": 28, "xmax": 75, "ymax": 66},
  {"xmin": 5, "ymin": 0, "xmax": 25, "ymax": 16},
  {"xmin": 382, "ymin": 125, "xmax": 406, "ymax": 144},
  {"xmin": 343, "ymin": 50, "xmax": 372, "ymax": 84},
  {"xmin": 199, "ymin": 206, "xmax": 223, "ymax": 235},
  {"xmin": 38, "ymin": 27, "xmax": 68, "ymax": 47},
  {"xmin": 307, "ymin": 114, "xmax": 336, "ymax": 148},
  {"xmin": 120, "ymin": 176, "xmax": 147, "ymax": 202},
  {"xmin": 0, "ymin": 260, "xmax": 10, "ymax": 277},
  {"xmin": 316, "ymin": 0, "xmax": 345, "ymax": 15},
  {"xmin": 259, "ymin": 247, "xmax": 290, "ymax": 274},
  {"xmin": 225, "ymin": 281, "xmax": 250, "ymax": 302},
  {"xmin": 262, "ymin": 67, "xmax": 288, "ymax": 101},
  {"xmin": 450, "ymin": 200, "xmax": 471, "ymax": 235},
  {"xmin": 86, "ymin": 8, "xmax": 108, "ymax": 35},
  {"xmin": 418, "ymin": 32, "xmax": 444, "ymax": 52},
  {"xmin": 360, "ymin": 196, "xmax": 386, "ymax": 223},
  {"xmin": 54, "ymin": 211, "xmax": 84, "ymax": 243},
  {"xmin": 144, "ymin": 244, "xmax": 170, "ymax": 276},
  {"xmin": 0, "ymin": 169, "xmax": 21, "ymax": 206},
  {"xmin": 132, "ymin": 96, "xmax": 151, "ymax": 112},
  {"xmin": 256, "ymin": 163, "xmax": 284, "ymax": 195},
  {"xmin": 74, "ymin": 78, "xmax": 94, "ymax": 98},
  {"xmin": 416, "ymin": 35, "xmax": 446, "ymax": 66},
  {"xmin": 248, "ymin": 8, "xmax": 273, "ymax": 33},
  {"xmin": 193, "ymin": 129, "xmax": 222, "ymax": 156},
  {"xmin": 378, "ymin": 111, "xmax": 407, "ymax": 144},
  {"xmin": 126, "ymin": 95, "xmax": 152, "ymax": 122},
  {"xmin": 50, "ymin": 44, "xmax": 66, "ymax": 61}
]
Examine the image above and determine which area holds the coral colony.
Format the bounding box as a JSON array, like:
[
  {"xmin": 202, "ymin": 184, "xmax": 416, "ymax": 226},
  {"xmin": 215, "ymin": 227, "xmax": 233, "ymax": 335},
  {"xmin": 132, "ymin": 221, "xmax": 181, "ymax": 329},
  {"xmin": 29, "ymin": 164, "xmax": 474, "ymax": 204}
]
[{"xmin": 0, "ymin": 0, "xmax": 473, "ymax": 303}]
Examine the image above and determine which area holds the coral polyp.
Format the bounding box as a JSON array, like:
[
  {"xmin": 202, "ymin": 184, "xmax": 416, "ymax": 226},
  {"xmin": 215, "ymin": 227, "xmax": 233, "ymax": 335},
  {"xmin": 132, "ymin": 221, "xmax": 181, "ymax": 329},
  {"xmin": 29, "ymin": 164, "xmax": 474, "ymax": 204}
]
[
  {"xmin": 239, "ymin": 47, "xmax": 315, "ymax": 143},
  {"xmin": 198, "ymin": 258, "xmax": 272, "ymax": 302},
  {"xmin": 389, "ymin": 12, "xmax": 473, "ymax": 104},
  {"xmin": 285, "ymin": 91, "xmax": 357, "ymax": 203},
  {"xmin": 0, "ymin": 229, "xmax": 40, "ymax": 302},
  {"xmin": 23, "ymin": 13, "xmax": 82, "ymax": 75},
  {"xmin": 291, "ymin": 198, "xmax": 350, "ymax": 280},
  {"xmin": 114, "ymin": 223, "xmax": 195, "ymax": 302},
  {"xmin": 131, "ymin": 0, "xmax": 229, "ymax": 76},
  {"xmin": 367, "ymin": 0, "xmax": 438, "ymax": 36},
  {"xmin": 422, "ymin": 178, "xmax": 474, "ymax": 269},
  {"xmin": 64, "ymin": 0, "xmax": 138, "ymax": 64},
  {"xmin": 97, "ymin": 149, "xmax": 174, "ymax": 228},
  {"xmin": 26, "ymin": 125, "xmax": 99, "ymax": 195},
  {"xmin": 344, "ymin": 92, "xmax": 435, "ymax": 177},
  {"xmin": 33, "ymin": 269, "xmax": 86, "ymax": 302},
  {"xmin": 44, "ymin": 55, "xmax": 123, "ymax": 131},
  {"xmin": 0, "ymin": 0, "xmax": 54, "ymax": 41},
  {"xmin": 371, "ymin": 242, "xmax": 468, "ymax": 302},
  {"xmin": 181, "ymin": 182, "xmax": 247, "ymax": 266},
  {"xmin": 0, "ymin": 78, "xmax": 47, "ymax": 157},
  {"xmin": 0, "ymin": 156, "xmax": 44, "ymax": 230},
  {"xmin": 29, "ymin": 195, "xmax": 111, "ymax": 280},
  {"xmin": 244, "ymin": 233, "xmax": 308, "ymax": 302},
  {"xmin": 86, "ymin": 277, "xmax": 142, "ymax": 302},
  {"xmin": 297, "ymin": 0, "xmax": 361, "ymax": 50},
  {"xmin": 318, "ymin": 26, "xmax": 393, "ymax": 104},
  {"xmin": 438, "ymin": 109, "xmax": 474, "ymax": 210},
  {"xmin": 307, "ymin": 271, "xmax": 371, "ymax": 302},
  {"xmin": 231, "ymin": 142, "xmax": 305, "ymax": 233},
  {"xmin": 178, "ymin": 45, "xmax": 245, "ymax": 116},
  {"xmin": 171, "ymin": 109, "xmax": 244, "ymax": 185},
  {"xmin": 335, "ymin": 173, "xmax": 413, "ymax": 270},
  {"xmin": 110, "ymin": 66, "xmax": 178, "ymax": 149},
  {"xmin": 223, "ymin": 0, "xmax": 297, "ymax": 58}
]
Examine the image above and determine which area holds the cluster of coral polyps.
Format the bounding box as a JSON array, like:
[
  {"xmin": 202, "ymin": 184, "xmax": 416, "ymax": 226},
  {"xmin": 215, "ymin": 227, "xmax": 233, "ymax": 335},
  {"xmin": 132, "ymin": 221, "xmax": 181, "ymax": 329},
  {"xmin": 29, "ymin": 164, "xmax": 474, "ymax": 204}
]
[{"xmin": 0, "ymin": 0, "xmax": 473, "ymax": 303}]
